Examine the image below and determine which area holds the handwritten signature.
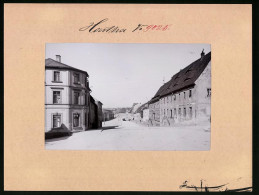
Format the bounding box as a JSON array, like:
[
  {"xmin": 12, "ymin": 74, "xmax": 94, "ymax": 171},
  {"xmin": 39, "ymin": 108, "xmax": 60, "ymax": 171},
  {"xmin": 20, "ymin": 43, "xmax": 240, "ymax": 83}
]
[
  {"xmin": 79, "ymin": 18, "xmax": 171, "ymax": 33},
  {"xmin": 179, "ymin": 180, "xmax": 252, "ymax": 192}
]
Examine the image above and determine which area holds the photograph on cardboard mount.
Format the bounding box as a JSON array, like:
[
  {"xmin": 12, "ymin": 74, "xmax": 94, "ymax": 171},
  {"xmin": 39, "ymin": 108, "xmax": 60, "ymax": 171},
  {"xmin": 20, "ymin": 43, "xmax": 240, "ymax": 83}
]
[{"xmin": 45, "ymin": 43, "xmax": 211, "ymax": 150}]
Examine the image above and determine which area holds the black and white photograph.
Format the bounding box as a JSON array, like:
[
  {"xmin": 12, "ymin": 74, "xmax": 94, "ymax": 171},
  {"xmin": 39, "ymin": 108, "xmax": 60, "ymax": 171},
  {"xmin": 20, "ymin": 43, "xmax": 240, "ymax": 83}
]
[{"xmin": 45, "ymin": 43, "xmax": 211, "ymax": 150}]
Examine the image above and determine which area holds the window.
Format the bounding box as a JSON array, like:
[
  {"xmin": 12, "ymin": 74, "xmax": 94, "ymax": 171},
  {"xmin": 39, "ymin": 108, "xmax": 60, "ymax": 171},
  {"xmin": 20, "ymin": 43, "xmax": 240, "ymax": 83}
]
[
  {"xmin": 174, "ymin": 95, "xmax": 176, "ymax": 101},
  {"xmin": 183, "ymin": 108, "xmax": 186, "ymax": 117},
  {"xmin": 53, "ymin": 91, "xmax": 61, "ymax": 104},
  {"xmin": 54, "ymin": 71, "xmax": 61, "ymax": 82},
  {"xmin": 167, "ymin": 97, "xmax": 169, "ymax": 103},
  {"xmin": 184, "ymin": 92, "xmax": 186, "ymax": 99},
  {"xmin": 53, "ymin": 114, "xmax": 61, "ymax": 128},
  {"xmin": 179, "ymin": 93, "xmax": 180, "ymax": 99},
  {"xmin": 178, "ymin": 108, "xmax": 181, "ymax": 115},
  {"xmin": 73, "ymin": 113, "xmax": 80, "ymax": 127},
  {"xmin": 207, "ymin": 88, "xmax": 211, "ymax": 97},
  {"xmin": 74, "ymin": 73, "xmax": 80, "ymax": 84},
  {"xmin": 164, "ymin": 109, "xmax": 165, "ymax": 115},
  {"xmin": 189, "ymin": 107, "xmax": 193, "ymax": 118},
  {"xmin": 74, "ymin": 91, "xmax": 80, "ymax": 105},
  {"xmin": 164, "ymin": 98, "xmax": 165, "ymax": 104},
  {"xmin": 170, "ymin": 110, "xmax": 173, "ymax": 118},
  {"xmin": 174, "ymin": 108, "xmax": 177, "ymax": 116},
  {"xmin": 189, "ymin": 90, "xmax": 192, "ymax": 98}
]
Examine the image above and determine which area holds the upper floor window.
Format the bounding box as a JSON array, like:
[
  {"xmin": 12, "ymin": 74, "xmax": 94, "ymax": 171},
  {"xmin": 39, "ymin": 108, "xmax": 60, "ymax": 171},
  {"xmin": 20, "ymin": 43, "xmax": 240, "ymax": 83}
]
[
  {"xmin": 183, "ymin": 108, "xmax": 186, "ymax": 117},
  {"xmin": 189, "ymin": 90, "xmax": 192, "ymax": 98},
  {"xmin": 207, "ymin": 88, "xmax": 211, "ymax": 97},
  {"xmin": 174, "ymin": 95, "xmax": 176, "ymax": 101},
  {"xmin": 184, "ymin": 92, "xmax": 186, "ymax": 99},
  {"xmin": 54, "ymin": 71, "xmax": 61, "ymax": 82},
  {"xmin": 53, "ymin": 91, "xmax": 61, "ymax": 104},
  {"xmin": 74, "ymin": 91, "xmax": 80, "ymax": 105},
  {"xmin": 74, "ymin": 73, "xmax": 80, "ymax": 84}
]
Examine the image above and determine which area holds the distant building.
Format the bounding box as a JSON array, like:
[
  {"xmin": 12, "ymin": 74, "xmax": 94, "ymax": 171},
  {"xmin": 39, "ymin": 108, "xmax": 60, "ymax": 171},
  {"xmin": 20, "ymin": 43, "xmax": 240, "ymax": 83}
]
[
  {"xmin": 89, "ymin": 95, "xmax": 103, "ymax": 129},
  {"xmin": 148, "ymin": 50, "xmax": 211, "ymax": 126},
  {"xmin": 130, "ymin": 103, "xmax": 142, "ymax": 113},
  {"xmin": 103, "ymin": 109, "xmax": 115, "ymax": 121},
  {"xmin": 142, "ymin": 108, "xmax": 149, "ymax": 122},
  {"xmin": 134, "ymin": 102, "xmax": 149, "ymax": 122},
  {"xmin": 45, "ymin": 55, "xmax": 102, "ymax": 137}
]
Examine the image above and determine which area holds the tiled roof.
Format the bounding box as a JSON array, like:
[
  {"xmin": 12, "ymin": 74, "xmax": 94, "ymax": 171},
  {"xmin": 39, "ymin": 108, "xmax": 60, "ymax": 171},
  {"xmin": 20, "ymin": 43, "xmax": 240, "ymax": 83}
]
[
  {"xmin": 45, "ymin": 58, "xmax": 89, "ymax": 76},
  {"xmin": 135, "ymin": 102, "xmax": 148, "ymax": 114},
  {"xmin": 149, "ymin": 52, "xmax": 211, "ymax": 103}
]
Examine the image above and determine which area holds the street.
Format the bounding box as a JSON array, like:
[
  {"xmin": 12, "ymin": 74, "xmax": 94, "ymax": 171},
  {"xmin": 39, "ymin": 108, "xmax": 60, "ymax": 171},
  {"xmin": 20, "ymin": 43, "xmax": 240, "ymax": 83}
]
[{"xmin": 45, "ymin": 118, "xmax": 210, "ymax": 150}]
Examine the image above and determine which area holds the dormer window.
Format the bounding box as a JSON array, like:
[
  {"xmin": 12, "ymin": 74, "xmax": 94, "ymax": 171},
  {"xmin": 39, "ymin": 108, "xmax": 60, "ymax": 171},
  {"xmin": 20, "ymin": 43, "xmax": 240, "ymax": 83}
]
[{"xmin": 74, "ymin": 73, "xmax": 80, "ymax": 84}]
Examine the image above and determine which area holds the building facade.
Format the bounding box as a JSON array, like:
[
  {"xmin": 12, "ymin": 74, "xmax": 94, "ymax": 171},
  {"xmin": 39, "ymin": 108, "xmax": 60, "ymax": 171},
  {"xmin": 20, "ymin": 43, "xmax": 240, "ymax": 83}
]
[
  {"xmin": 45, "ymin": 55, "xmax": 103, "ymax": 135},
  {"xmin": 89, "ymin": 95, "xmax": 102, "ymax": 129},
  {"xmin": 148, "ymin": 51, "xmax": 211, "ymax": 126},
  {"xmin": 103, "ymin": 109, "xmax": 115, "ymax": 121}
]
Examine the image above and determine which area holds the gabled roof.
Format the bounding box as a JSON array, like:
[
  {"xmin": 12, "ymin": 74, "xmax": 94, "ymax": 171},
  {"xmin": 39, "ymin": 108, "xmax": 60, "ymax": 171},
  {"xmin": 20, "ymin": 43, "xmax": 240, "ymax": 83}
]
[
  {"xmin": 45, "ymin": 58, "xmax": 89, "ymax": 76},
  {"xmin": 149, "ymin": 52, "xmax": 211, "ymax": 103},
  {"xmin": 135, "ymin": 102, "xmax": 149, "ymax": 114}
]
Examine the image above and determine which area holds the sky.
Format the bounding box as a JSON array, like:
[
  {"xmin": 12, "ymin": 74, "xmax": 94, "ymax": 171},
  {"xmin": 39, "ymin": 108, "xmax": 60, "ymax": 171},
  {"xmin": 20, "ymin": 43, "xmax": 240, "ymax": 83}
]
[{"xmin": 46, "ymin": 43, "xmax": 211, "ymax": 108}]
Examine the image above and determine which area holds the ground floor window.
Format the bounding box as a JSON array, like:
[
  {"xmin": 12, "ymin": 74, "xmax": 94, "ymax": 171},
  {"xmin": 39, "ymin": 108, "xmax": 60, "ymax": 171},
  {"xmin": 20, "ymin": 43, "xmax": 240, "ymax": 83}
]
[
  {"xmin": 73, "ymin": 113, "xmax": 80, "ymax": 127},
  {"xmin": 174, "ymin": 108, "xmax": 177, "ymax": 118},
  {"xmin": 183, "ymin": 108, "xmax": 186, "ymax": 117},
  {"xmin": 53, "ymin": 114, "xmax": 61, "ymax": 128},
  {"xmin": 189, "ymin": 107, "xmax": 193, "ymax": 118}
]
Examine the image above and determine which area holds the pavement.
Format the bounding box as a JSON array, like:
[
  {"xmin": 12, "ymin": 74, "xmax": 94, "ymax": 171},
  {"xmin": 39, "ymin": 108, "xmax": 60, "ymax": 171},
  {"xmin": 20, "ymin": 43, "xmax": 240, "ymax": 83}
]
[{"xmin": 45, "ymin": 118, "xmax": 210, "ymax": 151}]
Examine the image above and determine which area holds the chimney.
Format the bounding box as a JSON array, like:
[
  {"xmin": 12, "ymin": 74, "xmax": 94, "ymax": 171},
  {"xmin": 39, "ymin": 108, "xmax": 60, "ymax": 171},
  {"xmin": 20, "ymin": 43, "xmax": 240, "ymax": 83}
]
[
  {"xmin": 56, "ymin": 55, "xmax": 61, "ymax": 62},
  {"xmin": 201, "ymin": 49, "xmax": 205, "ymax": 60}
]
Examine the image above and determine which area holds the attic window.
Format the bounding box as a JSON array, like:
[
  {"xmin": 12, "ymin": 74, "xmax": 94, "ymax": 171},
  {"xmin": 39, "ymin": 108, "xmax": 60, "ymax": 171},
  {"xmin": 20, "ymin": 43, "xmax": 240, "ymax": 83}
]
[
  {"xmin": 185, "ymin": 68, "xmax": 192, "ymax": 74},
  {"xmin": 184, "ymin": 78, "xmax": 191, "ymax": 82},
  {"xmin": 174, "ymin": 74, "xmax": 180, "ymax": 80}
]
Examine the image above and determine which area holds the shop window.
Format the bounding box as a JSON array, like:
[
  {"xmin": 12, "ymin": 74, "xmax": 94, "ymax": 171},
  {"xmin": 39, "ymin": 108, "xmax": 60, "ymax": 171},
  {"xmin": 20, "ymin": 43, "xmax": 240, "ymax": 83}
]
[
  {"xmin": 73, "ymin": 113, "xmax": 80, "ymax": 127},
  {"xmin": 53, "ymin": 114, "xmax": 61, "ymax": 128}
]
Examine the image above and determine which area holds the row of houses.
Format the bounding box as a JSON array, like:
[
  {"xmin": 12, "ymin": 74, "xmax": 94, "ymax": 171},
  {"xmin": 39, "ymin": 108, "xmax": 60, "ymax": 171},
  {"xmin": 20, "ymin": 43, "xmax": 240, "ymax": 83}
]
[
  {"xmin": 45, "ymin": 55, "xmax": 103, "ymax": 137},
  {"xmin": 103, "ymin": 109, "xmax": 115, "ymax": 121},
  {"xmin": 148, "ymin": 50, "xmax": 211, "ymax": 126},
  {"xmin": 132, "ymin": 50, "xmax": 211, "ymax": 126}
]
